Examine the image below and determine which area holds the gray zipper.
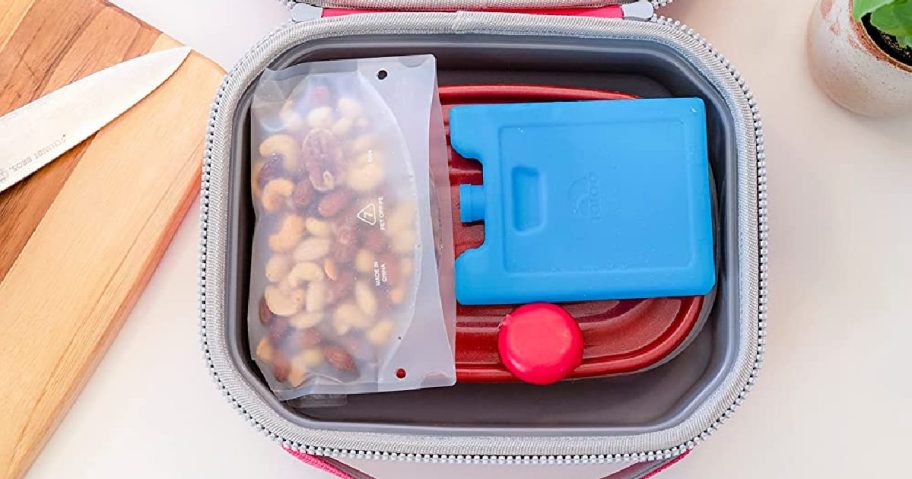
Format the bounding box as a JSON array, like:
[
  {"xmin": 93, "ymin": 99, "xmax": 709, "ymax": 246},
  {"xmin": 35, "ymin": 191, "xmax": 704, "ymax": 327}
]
[{"xmin": 199, "ymin": 2, "xmax": 765, "ymax": 466}]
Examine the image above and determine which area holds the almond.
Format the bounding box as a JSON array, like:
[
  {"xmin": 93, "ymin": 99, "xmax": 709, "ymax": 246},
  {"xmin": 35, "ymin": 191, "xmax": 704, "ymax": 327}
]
[{"xmin": 323, "ymin": 345, "xmax": 356, "ymax": 372}]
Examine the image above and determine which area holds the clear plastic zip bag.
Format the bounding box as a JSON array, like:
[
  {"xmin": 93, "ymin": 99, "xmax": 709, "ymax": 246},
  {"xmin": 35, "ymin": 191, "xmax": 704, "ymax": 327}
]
[{"xmin": 247, "ymin": 55, "xmax": 456, "ymax": 400}]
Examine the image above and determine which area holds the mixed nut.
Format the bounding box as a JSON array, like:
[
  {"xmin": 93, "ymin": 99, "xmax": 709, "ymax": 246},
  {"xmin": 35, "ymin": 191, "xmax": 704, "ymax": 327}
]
[{"xmin": 250, "ymin": 83, "xmax": 419, "ymax": 392}]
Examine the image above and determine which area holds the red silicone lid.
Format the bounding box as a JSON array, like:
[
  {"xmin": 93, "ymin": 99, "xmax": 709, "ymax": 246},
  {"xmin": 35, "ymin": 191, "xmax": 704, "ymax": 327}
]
[
  {"xmin": 498, "ymin": 304, "xmax": 584, "ymax": 386},
  {"xmin": 441, "ymin": 84, "xmax": 708, "ymax": 383}
]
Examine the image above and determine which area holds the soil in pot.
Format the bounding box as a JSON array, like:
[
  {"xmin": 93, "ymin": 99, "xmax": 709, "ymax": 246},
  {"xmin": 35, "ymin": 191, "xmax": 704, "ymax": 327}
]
[{"xmin": 861, "ymin": 14, "xmax": 912, "ymax": 67}]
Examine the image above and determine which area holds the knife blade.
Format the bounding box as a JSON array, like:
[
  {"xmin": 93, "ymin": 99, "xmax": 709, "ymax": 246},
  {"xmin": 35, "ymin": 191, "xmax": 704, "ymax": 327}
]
[{"xmin": 0, "ymin": 46, "xmax": 191, "ymax": 194}]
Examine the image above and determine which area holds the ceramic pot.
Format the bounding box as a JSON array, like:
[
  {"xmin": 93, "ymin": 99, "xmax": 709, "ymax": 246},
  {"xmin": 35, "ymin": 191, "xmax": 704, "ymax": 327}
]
[{"xmin": 808, "ymin": 0, "xmax": 912, "ymax": 117}]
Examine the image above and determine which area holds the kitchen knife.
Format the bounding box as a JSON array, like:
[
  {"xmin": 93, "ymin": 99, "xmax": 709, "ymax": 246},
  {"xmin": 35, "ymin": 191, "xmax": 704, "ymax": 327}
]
[{"xmin": 0, "ymin": 46, "xmax": 191, "ymax": 193}]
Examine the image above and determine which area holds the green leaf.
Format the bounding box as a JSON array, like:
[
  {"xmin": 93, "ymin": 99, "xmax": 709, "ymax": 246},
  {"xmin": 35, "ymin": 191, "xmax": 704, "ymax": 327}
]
[
  {"xmin": 870, "ymin": 0, "xmax": 912, "ymax": 37},
  {"xmin": 899, "ymin": 35, "xmax": 912, "ymax": 48},
  {"xmin": 854, "ymin": 0, "xmax": 895, "ymax": 21}
]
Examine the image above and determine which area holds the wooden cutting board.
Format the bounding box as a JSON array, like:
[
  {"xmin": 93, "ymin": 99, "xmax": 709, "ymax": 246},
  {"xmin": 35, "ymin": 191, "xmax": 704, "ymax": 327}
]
[{"xmin": 0, "ymin": 1, "xmax": 225, "ymax": 477}]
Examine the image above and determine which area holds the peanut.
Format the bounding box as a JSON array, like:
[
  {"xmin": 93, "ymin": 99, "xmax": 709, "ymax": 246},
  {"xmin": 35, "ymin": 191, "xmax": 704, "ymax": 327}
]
[
  {"xmin": 306, "ymin": 105, "xmax": 334, "ymax": 129},
  {"xmin": 305, "ymin": 217, "xmax": 332, "ymax": 237},
  {"xmin": 367, "ymin": 320, "xmax": 395, "ymax": 346},
  {"xmin": 387, "ymin": 201, "xmax": 417, "ymax": 232},
  {"xmin": 279, "ymin": 104, "xmax": 306, "ymax": 133},
  {"xmin": 331, "ymin": 117, "xmax": 355, "ymax": 138},
  {"xmin": 389, "ymin": 286, "xmax": 407, "ymax": 306},
  {"xmin": 347, "ymin": 162, "xmax": 385, "ymax": 192},
  {"xmin": 354, "ymin": 249, "xmax": 375, "ymax": 274},
  {"xmin": 332, "ymin": 302, "xmax": 371, "ymax": 335},
  {"xmin": 350, "ymin": 133, "xmax": 378, "ymax": 154},
  {"xmin": 336, "ymin": 97, "xmax": 363, "ymax": 119},
  {"xmin": 306, "ymin": 280, "xmax": 328, "ymax": 313},
  {"xmin": 391, "ymin": 229, "xmax": 417, "ymax": 254},
  {"xmin": 354, "ymin": 281, "xmax": 378, "ymax": 316}
]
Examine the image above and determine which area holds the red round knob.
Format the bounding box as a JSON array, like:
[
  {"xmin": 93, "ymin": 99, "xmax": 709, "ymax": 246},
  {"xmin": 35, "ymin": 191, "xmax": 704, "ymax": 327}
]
[{"xmin": 497, "ymin": 303, "xmax": 584, "ymax": 386}]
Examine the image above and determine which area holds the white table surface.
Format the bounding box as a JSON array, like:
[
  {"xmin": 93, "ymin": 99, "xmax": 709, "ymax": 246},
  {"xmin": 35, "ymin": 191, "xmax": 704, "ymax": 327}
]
[{"xmin": 25, "ymin": 1, "xmax": 912, "ymax": 478}]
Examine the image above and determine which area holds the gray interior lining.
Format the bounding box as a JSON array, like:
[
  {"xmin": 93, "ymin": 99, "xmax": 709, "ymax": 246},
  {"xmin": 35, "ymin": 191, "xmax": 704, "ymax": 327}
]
[
  {"xmin": 201, "ymin": 11, "xmax": 761, "ymax": 457},
  {"xmin": 225, "ymin": 34, "xmax": 738, "ymax": 434}
]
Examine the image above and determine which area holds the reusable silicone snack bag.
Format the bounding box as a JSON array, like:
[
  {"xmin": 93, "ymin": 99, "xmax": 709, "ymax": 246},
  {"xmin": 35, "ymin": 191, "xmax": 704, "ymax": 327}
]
[
  {"xmin": 200, "ymin": 2, "xmax": 768, "ymax": 476},
  {"xmin": 246, "ymin": 55, "xmax": 457, "ymax": 400}
]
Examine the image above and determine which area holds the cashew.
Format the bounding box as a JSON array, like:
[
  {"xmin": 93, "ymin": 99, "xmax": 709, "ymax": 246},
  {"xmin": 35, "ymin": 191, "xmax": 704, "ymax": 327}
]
[
  {"xmin": 337, "ymin": 97, "xmax": 363, "ymax": 119},
  {"xmin": 255, "ymin": 337, "xmax": 274, "ymax": 362},
  {"xmin": 331, "ymin": 117, "xmax": 355, "ymax": 138},
  {"xmin": 387, "ymin": 201, "xmax": 417, "ymax": 232},
  {"xmin": 367, "ymin": 320, "xmax": 395, "ymax": 346},
  {"xmin": 287, "ymin": 261, "xmax": 325, "ymax": 287},
  {"xmin": 306, "ymin": 280, "xmax": 328, "ymax": 313},
  {"xmin": 251, "ymin": 161, "xmax": 265, "ymax": 199},
  {"xmin": 304, "ymin": 217, "xmax": 332, "ymax": 237},
  {"xmin": 260, "ymin": 178, "xmax": 295, "ymax": 214},
  {"xmin": 265, "ymin": 255, "xmax": 292, "ymax": 283},
  {"xmin": 268, "ymin": 214, "xmax": 306, "ymax": 253},
  {"xmin": 293, "ymin": 237, "xmax": 331, "ymax": 262},
  {"xmin": 347, "ymin": 161, "xmax": 385, "ymax": 192},
  {"xmin": 264, "ymin": 284, "xmax": 305, "ymax": 316},
  {"xmin": 306, "ymin": 106, "xmax": 334, "ymax": 129},
  {"xmin": 354, "ymin": 249, "xmax": 375, "ymax": 274},
  {"xmin": 332, "ymin": 302, "xmax": 371, "ymax": 335},
  {"xmin": 258, "ymin": 134, "xmax": 299, "ymax": 171},
  {"xmin": 391, "ymin": 229, "xmax": 417, "ymax": 254},
  {"xmin": 354, "ymin": 281, "xmax": 378, "ymax": 316},
  {"xmin": 290, "ymin": 311, "xmax": 323, "ymax": 329}
]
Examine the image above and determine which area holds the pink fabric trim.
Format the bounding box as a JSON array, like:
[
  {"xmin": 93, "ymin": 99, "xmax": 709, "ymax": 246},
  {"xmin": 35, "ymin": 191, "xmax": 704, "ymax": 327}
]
[
  {"xmin": 287, "ymin": 447, "xmax": 690, "ymax": 479},
  {"xmin": 322, "ymin": 6, "xmax": 624, "ymax": 18},
  {"xmin": 642, "ymin": 451, "xmax": 690, "ymax": 479},
  {"xmin": 285, "ymin": 449, "xmax": 355, "ymax": 479}
]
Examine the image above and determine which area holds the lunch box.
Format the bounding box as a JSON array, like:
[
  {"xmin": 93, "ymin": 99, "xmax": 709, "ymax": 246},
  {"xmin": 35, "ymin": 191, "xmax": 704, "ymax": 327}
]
[{"xmin": 199, "ymin": 0, "xmax": 768, "ymax": 476}]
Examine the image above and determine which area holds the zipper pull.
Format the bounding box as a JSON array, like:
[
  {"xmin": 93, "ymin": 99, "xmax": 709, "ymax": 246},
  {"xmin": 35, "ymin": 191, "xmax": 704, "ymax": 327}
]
[
  {"xmin": 621, "ymin": 1, "xmax": 656, "ymax": 21},
  {"xmin": 291, "ymin": 3, "xmax": 323, "ymax": 22}
]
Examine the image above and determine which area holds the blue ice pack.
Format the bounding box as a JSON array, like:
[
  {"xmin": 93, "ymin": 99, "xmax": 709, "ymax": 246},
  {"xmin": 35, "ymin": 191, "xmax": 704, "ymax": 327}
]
[{"xmin": 452, "ymin": 98, "xmax": 715, "ymax": 306}]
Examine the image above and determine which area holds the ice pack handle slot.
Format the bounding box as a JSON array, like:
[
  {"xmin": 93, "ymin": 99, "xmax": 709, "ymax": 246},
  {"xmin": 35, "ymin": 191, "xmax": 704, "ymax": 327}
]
[{"xmin": 459, "ymin": 184, "xmax": 486, "ymax": 223}]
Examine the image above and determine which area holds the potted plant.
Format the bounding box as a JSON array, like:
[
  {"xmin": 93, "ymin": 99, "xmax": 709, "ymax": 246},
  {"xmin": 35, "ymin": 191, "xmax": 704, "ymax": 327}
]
[{"xmin": 808, "ymin": 0, "xmax": 912, "ymax": 116}]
